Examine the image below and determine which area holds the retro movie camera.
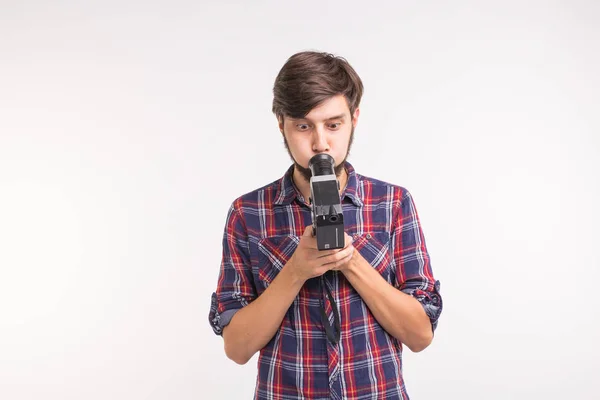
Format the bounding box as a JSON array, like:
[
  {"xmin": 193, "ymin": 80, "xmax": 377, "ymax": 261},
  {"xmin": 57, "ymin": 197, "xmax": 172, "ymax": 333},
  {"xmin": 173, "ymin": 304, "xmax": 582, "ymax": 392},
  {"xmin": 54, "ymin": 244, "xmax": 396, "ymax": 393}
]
[{"xmin": 308, "ymin": 154, "xmax": 345, "ymax": 251}]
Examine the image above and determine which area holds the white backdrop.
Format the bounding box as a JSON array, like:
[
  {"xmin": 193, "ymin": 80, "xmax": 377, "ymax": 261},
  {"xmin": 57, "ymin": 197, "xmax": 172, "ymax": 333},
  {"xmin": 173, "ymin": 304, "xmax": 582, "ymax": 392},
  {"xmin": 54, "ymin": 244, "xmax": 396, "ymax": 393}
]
[{"xmin": 1, "ymin": 1, "xmax": 599, "ymax": 399}]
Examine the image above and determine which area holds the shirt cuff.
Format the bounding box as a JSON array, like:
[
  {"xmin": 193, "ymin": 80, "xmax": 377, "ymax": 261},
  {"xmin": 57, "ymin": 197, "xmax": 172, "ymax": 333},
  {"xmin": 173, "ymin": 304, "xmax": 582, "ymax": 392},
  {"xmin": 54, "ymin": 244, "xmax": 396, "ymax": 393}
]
[
  {"xmin": 401, "ymin": 280, "xmax": 443, "ymax": 332},
  {"xmin": 209, "ymin": 292, "xmax": 242, "ymax": 336}
]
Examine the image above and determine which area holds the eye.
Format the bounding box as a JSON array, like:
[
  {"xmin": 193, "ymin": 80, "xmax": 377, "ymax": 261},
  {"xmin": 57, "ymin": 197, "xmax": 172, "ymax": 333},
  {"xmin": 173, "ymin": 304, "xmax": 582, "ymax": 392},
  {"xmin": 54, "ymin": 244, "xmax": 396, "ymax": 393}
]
[
  {"xmin": 296, "ymin": 124, "xmax": 310, "ymax": 131},
  {"xmin": 329, "ymin": 123, "xmax": 341, "ymax": 130}
]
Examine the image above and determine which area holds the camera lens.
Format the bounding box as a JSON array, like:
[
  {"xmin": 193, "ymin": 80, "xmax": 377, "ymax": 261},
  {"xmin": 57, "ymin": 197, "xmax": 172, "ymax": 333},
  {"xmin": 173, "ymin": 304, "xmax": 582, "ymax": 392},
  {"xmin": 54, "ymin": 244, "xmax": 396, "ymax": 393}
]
[
  {"xmin": 309, "ymin": 154, "xmax": 335, "ymax": 177},
  {"xmin": 329, "ymin": 215, "xmax": 338, "ymax": 222}
]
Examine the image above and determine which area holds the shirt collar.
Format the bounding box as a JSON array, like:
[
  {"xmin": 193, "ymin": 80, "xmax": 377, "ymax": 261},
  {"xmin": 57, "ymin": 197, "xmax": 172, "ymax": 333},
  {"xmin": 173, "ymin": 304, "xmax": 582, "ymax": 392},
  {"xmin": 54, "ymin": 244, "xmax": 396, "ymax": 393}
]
[{"xmin": 274, "ymin": 162, "xmax": 363, "ymax": 207}]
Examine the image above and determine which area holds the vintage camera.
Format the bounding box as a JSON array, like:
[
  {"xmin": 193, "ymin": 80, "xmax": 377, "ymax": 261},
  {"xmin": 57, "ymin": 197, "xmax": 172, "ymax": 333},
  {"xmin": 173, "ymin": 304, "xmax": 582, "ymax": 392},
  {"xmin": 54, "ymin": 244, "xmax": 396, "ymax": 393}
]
[{"xmin": 308, "ymin": 154, "xmax": 345, "ymax": 251}]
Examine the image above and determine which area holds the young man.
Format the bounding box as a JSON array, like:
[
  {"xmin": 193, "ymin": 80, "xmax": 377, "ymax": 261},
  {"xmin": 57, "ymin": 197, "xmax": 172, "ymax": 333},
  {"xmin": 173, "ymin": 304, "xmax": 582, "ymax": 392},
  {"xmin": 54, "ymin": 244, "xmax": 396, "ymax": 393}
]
[{"xmin": 209, "ymin": 51, "xmax": 443, "ymax": 400}]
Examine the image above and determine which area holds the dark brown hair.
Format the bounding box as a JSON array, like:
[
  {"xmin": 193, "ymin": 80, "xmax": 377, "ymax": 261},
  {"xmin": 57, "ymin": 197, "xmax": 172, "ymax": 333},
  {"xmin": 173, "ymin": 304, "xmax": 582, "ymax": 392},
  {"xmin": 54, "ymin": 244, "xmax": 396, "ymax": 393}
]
[{"xmin": 272, "ymin": 51, "xmax": 364, "ymax": 121}]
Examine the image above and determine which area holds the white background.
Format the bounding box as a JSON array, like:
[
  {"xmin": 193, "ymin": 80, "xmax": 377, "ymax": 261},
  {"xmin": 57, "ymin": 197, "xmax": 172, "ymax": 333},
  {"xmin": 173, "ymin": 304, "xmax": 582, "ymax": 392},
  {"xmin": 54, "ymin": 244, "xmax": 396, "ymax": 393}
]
[{"xmin": 1, "ymin": 1, "xmax": 599, "ymax": 399}]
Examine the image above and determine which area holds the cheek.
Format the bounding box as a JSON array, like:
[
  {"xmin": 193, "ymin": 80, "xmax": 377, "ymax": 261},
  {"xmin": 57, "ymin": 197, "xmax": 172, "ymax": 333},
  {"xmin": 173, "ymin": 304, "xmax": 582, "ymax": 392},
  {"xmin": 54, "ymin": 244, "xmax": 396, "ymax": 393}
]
[
  {"xmin": 288, "ymin": 135, "xmax": 310, "ymax": 149},
  {"xmin": 285, "ymin": 136, "xmax": 310, "ymax": 158},
  {"xmin": 334, "ymin": 135, "xmax": 350, "ymax": 150}
]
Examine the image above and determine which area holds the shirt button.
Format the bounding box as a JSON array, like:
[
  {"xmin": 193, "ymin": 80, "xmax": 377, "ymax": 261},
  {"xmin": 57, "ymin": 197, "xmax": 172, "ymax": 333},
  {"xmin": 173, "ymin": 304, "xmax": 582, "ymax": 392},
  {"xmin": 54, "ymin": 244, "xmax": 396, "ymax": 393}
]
[{"xmin": 366, "ymin": 233, "xmax": 372, "ymax": 239}]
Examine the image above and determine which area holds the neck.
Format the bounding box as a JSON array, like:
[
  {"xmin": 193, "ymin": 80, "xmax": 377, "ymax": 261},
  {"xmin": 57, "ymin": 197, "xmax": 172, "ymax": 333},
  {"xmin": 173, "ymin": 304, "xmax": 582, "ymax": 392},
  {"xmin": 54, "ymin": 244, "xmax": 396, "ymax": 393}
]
[{"xmin": 292, "ymin": 164, "xmax": 349, "ymax": 203}]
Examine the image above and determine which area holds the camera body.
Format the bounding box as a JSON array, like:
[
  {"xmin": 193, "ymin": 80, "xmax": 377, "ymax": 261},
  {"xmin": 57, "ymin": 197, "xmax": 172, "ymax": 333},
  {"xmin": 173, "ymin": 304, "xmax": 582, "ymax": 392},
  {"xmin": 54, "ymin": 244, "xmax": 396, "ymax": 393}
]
[{"xmin": 308, "ymin": 154, "xmax": 345, "ymax": 251}]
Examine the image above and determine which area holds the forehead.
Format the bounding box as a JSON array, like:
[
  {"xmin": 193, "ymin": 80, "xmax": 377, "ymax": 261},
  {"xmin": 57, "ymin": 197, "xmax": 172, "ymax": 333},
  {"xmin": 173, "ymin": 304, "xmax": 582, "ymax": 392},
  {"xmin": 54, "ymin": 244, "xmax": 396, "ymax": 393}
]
[{"xmin": 294, "ymin": 95, "xmax": 350, "ymax": 122}]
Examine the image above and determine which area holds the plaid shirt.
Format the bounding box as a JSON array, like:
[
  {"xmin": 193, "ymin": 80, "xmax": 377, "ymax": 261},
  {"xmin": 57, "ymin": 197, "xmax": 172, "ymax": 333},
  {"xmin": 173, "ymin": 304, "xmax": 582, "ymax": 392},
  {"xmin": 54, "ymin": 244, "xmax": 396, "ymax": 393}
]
[{"xmin": 209, "ymin": 162, "xmax": 442, "ymax": 400}]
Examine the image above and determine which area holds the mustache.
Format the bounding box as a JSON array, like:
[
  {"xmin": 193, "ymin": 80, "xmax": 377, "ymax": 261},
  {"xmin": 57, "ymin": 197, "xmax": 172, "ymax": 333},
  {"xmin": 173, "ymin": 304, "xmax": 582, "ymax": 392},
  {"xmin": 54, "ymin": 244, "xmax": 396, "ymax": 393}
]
[{"xmin": 282, "ymin": 129, "xmax": 354, "ymax": 183}]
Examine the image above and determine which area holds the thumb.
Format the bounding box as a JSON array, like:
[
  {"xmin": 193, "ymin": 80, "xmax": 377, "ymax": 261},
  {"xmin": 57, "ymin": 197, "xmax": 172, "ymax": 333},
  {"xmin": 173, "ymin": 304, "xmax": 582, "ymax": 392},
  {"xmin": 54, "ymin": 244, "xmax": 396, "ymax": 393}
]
[{"xmin": 303, "ymin": 225, "xmax": 314, "ymax": 237}]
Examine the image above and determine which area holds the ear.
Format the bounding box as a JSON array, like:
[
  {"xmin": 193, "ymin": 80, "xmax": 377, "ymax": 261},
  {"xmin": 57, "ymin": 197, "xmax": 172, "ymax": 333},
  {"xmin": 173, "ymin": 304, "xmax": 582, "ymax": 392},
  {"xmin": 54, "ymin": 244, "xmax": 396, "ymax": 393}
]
[
  {"xmin": 278, "ymin": 116, "xmax": 285, "ymax": 134},
  {"xmin": 352, "ymin": 107, "xmax": 360, "ymax": 128}
]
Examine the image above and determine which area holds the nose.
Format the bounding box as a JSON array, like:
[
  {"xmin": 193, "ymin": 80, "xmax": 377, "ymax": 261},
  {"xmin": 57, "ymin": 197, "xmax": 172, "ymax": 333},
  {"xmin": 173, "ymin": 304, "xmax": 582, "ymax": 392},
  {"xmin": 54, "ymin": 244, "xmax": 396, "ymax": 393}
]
[{"xmin": 312, "ymin": 128, "xmax": 330, "ymax": 153}]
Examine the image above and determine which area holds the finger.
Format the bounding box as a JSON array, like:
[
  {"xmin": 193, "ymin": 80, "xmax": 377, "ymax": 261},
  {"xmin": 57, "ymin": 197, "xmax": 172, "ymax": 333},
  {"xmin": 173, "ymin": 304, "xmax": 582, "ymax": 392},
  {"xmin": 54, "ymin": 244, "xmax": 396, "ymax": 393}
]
[
  {"xmin": 302, "ymin": 225, "xmax": 315, "ymax": 237},
  {"xmin": 336, "ymin": 252, "xmax": 355, "ymax": 269},
  {"xmin": 329, "ymin": 251, "xmax": 354, "ymax": 271},
  {"xmin": 315, "ymin": 248, "xmax": 342, "ymax": 259},
  {"xmin": 314, "ymin": 237, "xmax": 353, "ymax": 257},
  {"xmin": 300, "ymin": 226, "xmax": 324, "ymax": 250},
  {"xmin": 321, "ymin": 245, "xmax": 354, "ymax": 266},
  {"xmin": 344, "ymin": 233, "xmax": 354, "ymax": 248}
]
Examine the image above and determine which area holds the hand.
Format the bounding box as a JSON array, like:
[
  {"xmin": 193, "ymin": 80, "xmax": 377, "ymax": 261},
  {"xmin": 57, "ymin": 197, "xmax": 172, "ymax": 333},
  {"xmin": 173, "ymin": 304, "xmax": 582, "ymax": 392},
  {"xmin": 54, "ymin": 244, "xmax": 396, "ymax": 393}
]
[
  {"xmin": 287, "ymin": 226, "xmax": 355, "ymax": 283},
  {"xmin": 330, "ymin": 232, "xmax": 356, "ymax": 272}
]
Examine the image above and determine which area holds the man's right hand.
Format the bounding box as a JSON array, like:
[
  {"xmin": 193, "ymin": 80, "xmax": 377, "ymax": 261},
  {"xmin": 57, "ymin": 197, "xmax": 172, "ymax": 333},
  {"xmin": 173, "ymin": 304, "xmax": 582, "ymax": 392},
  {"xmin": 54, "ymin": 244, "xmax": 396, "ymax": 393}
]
[{"xmin": 287, "ymin": 225, "xmax": 355, "ymax": 283}]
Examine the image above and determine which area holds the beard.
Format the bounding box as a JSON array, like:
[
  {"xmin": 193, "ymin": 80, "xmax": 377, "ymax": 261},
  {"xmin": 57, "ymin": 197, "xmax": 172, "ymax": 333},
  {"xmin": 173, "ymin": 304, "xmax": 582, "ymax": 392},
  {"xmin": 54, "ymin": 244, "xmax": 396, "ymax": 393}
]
[{"xmin": 283, "ymin": 127, "xmax": 355, "ymax": 183}]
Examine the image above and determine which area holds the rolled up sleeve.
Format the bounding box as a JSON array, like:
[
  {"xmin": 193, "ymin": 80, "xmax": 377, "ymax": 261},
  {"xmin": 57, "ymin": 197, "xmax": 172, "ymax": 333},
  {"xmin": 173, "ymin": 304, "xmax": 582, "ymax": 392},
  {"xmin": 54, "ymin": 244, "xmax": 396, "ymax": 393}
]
[
  {"xmin": 209, "ymin": 204, "xmax": 256, "ymax": 336},
  {"xmin": 392, "ymin": 190, "xmax": 443, "ymax": 332}
]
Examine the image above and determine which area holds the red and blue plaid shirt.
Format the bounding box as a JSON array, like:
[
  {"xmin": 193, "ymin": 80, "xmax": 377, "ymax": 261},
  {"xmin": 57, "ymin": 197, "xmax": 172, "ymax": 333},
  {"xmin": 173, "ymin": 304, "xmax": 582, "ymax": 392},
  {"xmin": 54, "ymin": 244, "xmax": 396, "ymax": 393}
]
[{"xmin": 209, "ymin": 162, "xmax": 442, "ymax": 400}]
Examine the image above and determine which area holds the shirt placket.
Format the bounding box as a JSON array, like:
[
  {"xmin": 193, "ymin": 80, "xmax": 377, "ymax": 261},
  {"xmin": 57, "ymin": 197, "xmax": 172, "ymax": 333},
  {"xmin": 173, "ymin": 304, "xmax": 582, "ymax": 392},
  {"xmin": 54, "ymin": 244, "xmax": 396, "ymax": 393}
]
[{"xmin": 321, "ymin": 275, "xmax": 342, "ymax": 399}]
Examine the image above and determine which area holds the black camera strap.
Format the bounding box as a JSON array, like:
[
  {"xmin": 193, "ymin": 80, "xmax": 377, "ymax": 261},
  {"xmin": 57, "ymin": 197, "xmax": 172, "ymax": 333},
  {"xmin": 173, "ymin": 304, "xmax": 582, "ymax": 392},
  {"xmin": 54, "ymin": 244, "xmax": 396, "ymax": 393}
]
[{"xmin": 319, "ymin": 275, "xmax": 341, "ymax": 345}]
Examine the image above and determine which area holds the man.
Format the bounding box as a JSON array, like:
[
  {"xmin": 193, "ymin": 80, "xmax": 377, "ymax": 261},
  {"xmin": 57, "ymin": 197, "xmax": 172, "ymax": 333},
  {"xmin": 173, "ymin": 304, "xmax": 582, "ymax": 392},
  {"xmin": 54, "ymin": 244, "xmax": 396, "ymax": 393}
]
[{"xmin": 209, "ymin": 51, "xmax": 443, "ymax": 400}]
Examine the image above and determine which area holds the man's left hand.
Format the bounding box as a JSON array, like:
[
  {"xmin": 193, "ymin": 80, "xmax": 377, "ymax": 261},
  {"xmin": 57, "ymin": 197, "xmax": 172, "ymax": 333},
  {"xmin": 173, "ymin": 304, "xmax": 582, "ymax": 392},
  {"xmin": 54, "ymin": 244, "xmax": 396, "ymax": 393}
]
[{"xmin": 329, "ymin": 232, "xmax": 356, "ymax": 272}]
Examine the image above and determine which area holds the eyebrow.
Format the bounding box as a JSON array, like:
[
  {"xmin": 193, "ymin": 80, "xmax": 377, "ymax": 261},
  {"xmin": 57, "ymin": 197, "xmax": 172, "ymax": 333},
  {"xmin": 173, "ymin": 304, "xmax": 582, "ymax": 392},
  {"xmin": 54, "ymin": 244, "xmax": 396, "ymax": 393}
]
[
  {"xmin": 324, "ymin": 114, "xmax": 346, "ymax": 121},
  {"xmin": 294, "ymin": 114, "xmax": 346, "ymax": 122}
]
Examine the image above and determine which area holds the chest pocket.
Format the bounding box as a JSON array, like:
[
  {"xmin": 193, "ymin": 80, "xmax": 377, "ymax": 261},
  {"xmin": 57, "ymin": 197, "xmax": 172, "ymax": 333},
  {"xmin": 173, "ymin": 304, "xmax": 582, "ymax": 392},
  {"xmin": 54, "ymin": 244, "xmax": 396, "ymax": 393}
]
[
  {"xmin": 252, "ymin": 234, "xmax": 299, "ymax": 291},
  {"xmin": 251, "ymin": 231, "xmax": 393, "ymax": 290},
  {"xmin": 352, "ymin": 231, "xmax": 393, "ymax": 282}
]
